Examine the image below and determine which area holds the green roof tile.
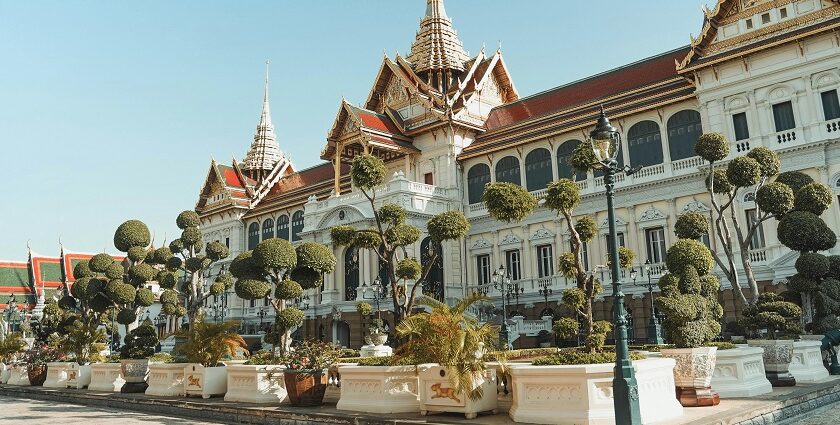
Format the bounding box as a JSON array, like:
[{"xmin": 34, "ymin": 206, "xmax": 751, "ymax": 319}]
[
  {"xmin": 0, "ymin": 266, "xmax": 29, "ymax": 288},
  {"xmin": 39, "ymin": 262, "xmax": 61, "ymax": 283}
]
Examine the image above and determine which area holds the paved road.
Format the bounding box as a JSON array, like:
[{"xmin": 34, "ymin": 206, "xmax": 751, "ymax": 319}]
[
  {"xmin": 777, "ymin": 399, "xmax": 840, "ymax": 425},
  {"xmin": 2, "ymin": 396, "xmax": 226, "ymax": 424}
]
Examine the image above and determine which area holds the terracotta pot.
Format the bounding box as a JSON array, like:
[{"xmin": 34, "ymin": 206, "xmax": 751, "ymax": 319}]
[
  {"xmin": 28, "ymin": 364, "xmax": 47, "ymax": 386},
  {"xmin": 283, "ymin": 369, "xmax": 328, "ymax": 407},
  {"xmin": 659, "ymin": 346, "xmax": 720, "ymax": 407}
]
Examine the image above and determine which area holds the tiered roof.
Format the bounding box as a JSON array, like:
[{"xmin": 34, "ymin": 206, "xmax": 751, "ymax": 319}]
[
  {"xmin": 405, "ymin": 0, "xmax": 471, "ymax": 75},
  {"xmin": 243, "ymin": 63, "xmax": 288, "ymax": 182},
  {"xmin": 245, "ymin": 162, "xmax": 351, "ymax": 217}
]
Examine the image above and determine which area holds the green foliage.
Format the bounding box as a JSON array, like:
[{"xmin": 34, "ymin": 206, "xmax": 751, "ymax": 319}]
[
  {"xmin": 176, "ymin": 210, "xmax": 201, "ymax": 230},
  {"xmin": 290, "ymin": 267, "xmax": 322, "ymax": 289},
  {"xmin": 104, "ymin": 263, "xmax": 124, "ymax": 280},
  {"xmin": 677, "ymin": 266, "xmax": 701, "ymax": 294},
  {"xmin": 295, "ymin": 242, "xmax": 336, "ymax": 275},
  {"xmin": 756, "ymin": 182, "xmax": 795, "ymax": 217},
  {"xmin": 169, "ymin": 238, "xmax": 185, "ymax": 254},
  {"xmin": 88, "ymin": 253, "xmax": 114, "ymax": 273},
  {"xmin": 356, "ymin": 301, "xmax": 374, "ymax": 316},
  {"xmin": 378, "ymin": 203, "xmax": 406, "ymax": 226},
  {"xmin": 740, "ymin": 292, "xmax": 802, "ymax": 339},
  {"xmin": 116, "ymin": 309, "xmax": 137, "ymax": 325},
  {"xmin": 253, "ymin": 238, "xmax": 297, "ymax": 271},
  {"xmin": 794, "ymin": 183, "xmax": 833, "ymax": 215},
  {"xmin": 776, "ymin": 171, "xmax": 814, "ymax": 195},
  {"xmin": 128, "ymin": 263, "xmax": 157, "ymax": 284},
  {"xmin": 552, "ymin": 317, "xmax": 579, "ymax": 340},
  {"xmin": 73, "ymin": 260, "xmax": 92, "ymax": 279},
  {"xmin": 695, "ymin": 132, "xmax": 729, "ymax": 162},
  {"xmin": 229, "ymin": 251, "xmax": 260, "ymax": 278},
  {"xmin": 113, "ymin": 220, "xmax": 151, "ymax": 252},
  {"xmin": 726, "ymin": 156, "xmax": 761, "ymax": 187},
  {"xmin": 275, "ymin": 280, "xmax": 303, "ymax": 300},
  {"xmin": 152, "ymin": 247, "xmax": 173, "ymax": 264},
  {"xmin": 674, "ymin": 212, "xmax": 710, "ymax": 240},
  {"xmin": 482, "ymin": 182, "xmax": 537, "ymax": 223},
  {"xmin": 57, "ymin": 296, "xmax": 76, "ymax": 310},
  {"xmin": 275, "ymin": 308, "xmax": 304, "ymax": 330},
  {"xmin": 427, "ymin": 210, "xmax": 469, "ymax": 242},
  {"xmin": 533, "ymin": 350, "xmax": 645, "ymax": 365},
  {"xmin": 746, "ymin": 147, "xmax": 780, "ymax": 177},
  {"xmin": 0, "ymin": 333, "xmax": 27, "ymax": 363},
  {"xmin": 574, "ymin": 217, "xmax": 597, "ymax": 243},
  {"xmin": 778, "ymin": 210, "xmax": 837, "ymax": 252},
  {"xmin": 159, "ymin": 289, "xmax": 179, "ymax": 305},
  {"xmin": 829, "ymin": 256, "xmax": 840, "ymax": 280},
  {"xmin": 181, "ymin": 226, "xmax": 202, "ymax": 246},
  {"xmin": 618, "ymin": 246, "xmax": 635, "ymax": 269},
  {"xmin": 209, "ymin": 282, "xmax": 225, "ymax": 296},
  {"xmin": 330, "ymin": 225, "xmax": 356, "ymax": 246},
  {"xmin": 561, "ymin": 288, "xmax": 586, "ymax": 311},
  {"xmin": 569, "ymin": 142, "xmax": 596, "ymax": 173},
  {"xmin": 385, "ymin": 224, "xmax": 420, "ymax": 246},
  {"xmin": 205, "ymin": 241, "xmax": 230, "ymax": 262},
  {"xmin": 557, "ymin": 252, "xmax": 578, "ymax": 278},
  {"xmin": 165, "ymin": 256, "xmax": 182, "ymax": 272},
  {"xmin": 544, "ymin": 179, "xmax": 580, "ymax": 212},
  {"xmin": 127, "ymin": 246, "xmax": 147, "ymax": 262},
  {"xmin": 157, "ymin": 271, "xmax": 177, "ymax": 289},
  {"xmin": 796, "ymin": 252, "xmax": 830, "ymax": 278},
  {"xmin": 666, "ymin": 239, "xmax": 714, "ymax": 276},
  {"xmin": 351, "ymin": 153, "xmax": 387, "ymax": 189},
  {"xmin": 174, "ymin": 321, "xmax": 247, "ymax": 367},
  {"xmin": 787, "ymin": 273, "xmax": 819, "ymax": 293},
  {"xmin": 120, "ymin": 324, "xmax": 158, "ymax": 359},
  {"xmin": 215, "ymin": 270, "xmax": 234, "ymax": 289},
  {"xmin": 352, "ymin": 229, "xmax": 380, "ymax": 250},
  {"xmin": 135, "ymin": 288, "xmax": 155, "ymax": 307},
  {"xmin": 234, "ymin": 278, "xmax": 271, "ymax": 300},
  {"xmin": 43, "ymin": 302, "xmax": 61, "ymax": 317},
  {"xmin": 70, "ymin": 277, "xmax": 91, "ymax": 299},
  {"xmin": 706, "ymin": 169, "xmax": 733, "ymax": 193},
  {"xmin": 185, "ymin": 256, "xmax": 210, "ymax": 273},
  {"xmin": 105, "ymin": 281, "xmax": 136, "ymax": 305},
  {"xmin": 395, "ymin": 257, "xmax": 422, "ymax": 280}
]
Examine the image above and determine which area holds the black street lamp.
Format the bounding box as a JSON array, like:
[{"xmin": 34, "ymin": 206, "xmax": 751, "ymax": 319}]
[
  {"xmin": 630, "ymin": 260, "xmax": 666, "ymax": 345},
  {"xmin": 257, "ymin": 306, "xmax": 268, "ymax": 331},
  {"xmin": 590, "ymin": 107, "xmax": 642, "ymax": 425},
  {"xmin": 538, "ymin": 279, "xmax": 553, "ymax": 309}
]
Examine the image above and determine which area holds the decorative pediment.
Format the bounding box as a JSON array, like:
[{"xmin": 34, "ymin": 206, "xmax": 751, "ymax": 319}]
[
  {"xmin": 638, "ymin": 206, "xmax": 667, "ymax": 222},
  {"xmin": 384, "ymin": 76, "xmax": 410, "ymax": 108},
  {"xmin": 316, "ymin": 206, "xmax": 368, "ymax": 230},
  {"xmin": 681, "ymin": 200, "xmax": 711, "ymax": 215},
  {"xmin": 499, "ymin": 233, "xmax": 522, "ymax": 246},
  {"xmin": 472, "ymin": 238, "xmax": 492, "ymax": 249},
  {"xmin": 599, "ymin": 217, "xmax": 627, "ymax": 229},
  {"xmin": 530, "ymin": 227, "xmax": 555, "ymax": 241}
]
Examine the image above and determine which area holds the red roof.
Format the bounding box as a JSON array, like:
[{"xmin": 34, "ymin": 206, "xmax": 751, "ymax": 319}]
[
  {"xmin": 348, "ymin": 105, "xmax": 404, "ymax": 135},
  {"xmin": 484, "ymin": 47, "xmax": 690, "ymax": 131}
]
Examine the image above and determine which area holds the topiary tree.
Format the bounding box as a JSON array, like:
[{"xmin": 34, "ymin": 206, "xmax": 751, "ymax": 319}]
[
  {"xmin": 696, "ymin": 134, "xmax": 789, "ymax": 306},
  {"xmin": 120, "ymin": 322, "xmax": 158, "ymax": 359},
  {"xmin": 230, "ymin": 239, "xmax": 335, "ymax": 354},
  {"xmin": 53, "ymin": 259, "xmax": 110, "ymax": 363},
  {"xmin": 654, "ymin": 239, "xmax": 724, "ymax": 348},
  {"xmin": 329, "ymin": 154, "xmax": 470, "ymax": 329},
  {"xmin": 544, "ymin": 178, "xmax": 634, "ymax": 353},
  {"xmin": 482, "ymin": 182, "xmax": 537, "ymax": 224},
  {"xmin": 772, "ymin": 176, "xmax": 838, "ymax": 333},
  {"xmin": 740, "ymin": 292, "xmax": 802, "ymax": 339}
]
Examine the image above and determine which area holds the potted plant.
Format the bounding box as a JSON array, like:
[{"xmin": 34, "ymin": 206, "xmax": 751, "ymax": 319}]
[
  {"xmin": 281, "ymin": 340, "xmax": 340, "ymax": 406},
  {"xmin": 89, "ymin": 353, "xmax": 125, "ymax": 392},
  {"xmin": 656, "ymin": 238, "xmax": 725, "ymax": 407},
  {"xmin": 395, "ymin": 294, "xmax": 498, "ymax": 419},
  {"xmin": 120, "ymin": 322, "xmax": 158, "ymax": 393},
  {"xmin": 0, "ymin": 332, "xmax": 27, "ymax": 384},
  {"xmin": 225, "ymin": 350, "xmax": 288, "ymax": 404},
  {"xmin": 177, "ymin": 321, "xmax": 247, "ymax": 398},
  {"xmin": 742, "ymin": 292, "xmax": 802, "ymax": 387},
  {"xmin": 23, "ymin": 337, "xmax": 66, "ymax": 387}
]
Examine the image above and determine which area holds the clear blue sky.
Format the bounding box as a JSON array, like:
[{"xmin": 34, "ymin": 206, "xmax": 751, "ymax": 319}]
[{"xmin": 0, "ymin": 0, "xmax": 714, "ymax": 260}]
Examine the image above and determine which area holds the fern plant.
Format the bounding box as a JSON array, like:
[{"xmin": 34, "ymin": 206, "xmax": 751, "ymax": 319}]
[
  {"xmin": 174, "ymin": 321, "xmax": 248, "ymax": 367},
  {"xmin": 395, "ymin": 293, "xmax": 497, "ymax": 400}
]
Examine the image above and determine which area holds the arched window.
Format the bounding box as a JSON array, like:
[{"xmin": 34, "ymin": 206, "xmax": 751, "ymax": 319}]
[
  {"xmin": 261, "ymin": 218, "xmax": 275, "ymax": 241},
  {"xmin": 291, "ymin": 211, "xmax": 304, "ymax": 242},
  {"xmin": 557, "ymin": 140, "xmax": 587, "ymax": 181},
  {"xmin": 667, "ymin": 110, "xmax": 703, "ymax": 161},
  {"xmin": 247, "ymin": 222, "xmax": 259, "ymax": 250},
  {"xmin": 627, "ymin": 121, "xmax": 663, "ymax": 166},
  {"xmin": 467, "ymin": 164, "xmax": 491, "ymax": 204},
  {"xmin": 420, "ymin": 237, "xmax": 444, "ymax": 301},
  {"xmin": 495, "ymin": 156, "xmax": 521, "ymax": 186},
  {"xmin": 276, "ymin": 215, "xmax": 289, "ymax": 241},
  {"xmin": 525, "ymin": 148, "xmax": 552, "ymax": 191},
  {"xmin": 344, "ymin": 247, "xmax": 359, "ymax": 301}
]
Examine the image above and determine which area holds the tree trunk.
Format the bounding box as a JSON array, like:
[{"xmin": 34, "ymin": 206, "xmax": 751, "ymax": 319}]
[{"xmin": 738, "ymin": 243, "xmax": 760, "ymax": 305}]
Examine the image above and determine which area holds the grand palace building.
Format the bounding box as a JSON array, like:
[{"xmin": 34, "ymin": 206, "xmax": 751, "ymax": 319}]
[{"xmin": 9, "ymin": 0, "xmax": 836, "ymax": 349}]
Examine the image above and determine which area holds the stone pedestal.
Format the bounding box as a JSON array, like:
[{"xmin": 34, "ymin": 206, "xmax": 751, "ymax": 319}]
[
  {"xmin": 748, "ymin": 339, "xmax": 796, "ymax": 387},
  {"xmin": 224, "ymin": 364, "xmax": 287, "ymax": 403},
  {"xmin": 43, "ymin": 362, "xmax": 74, "ymax": 388},
  {"xmin": 336, "ymin": 365, "xmax": 419, "ymax": 414},
  {"xmin": 89, "ymin": 363, "xmax": 125, "ymax": 392},
  {"xmin": 145, "ymin": 363, "xmax": 187, "ymax": 396},
  {"xmin": 711, "ymin": 346, "xmax": 772, "ymax": 398},
  {"xmin": 360, "ymin": 344, "xmax": 393, "ymax": 358},
  {"xmin": 660, "ymin": 347, "xmax": 720, "ymax": 407},
  {"xmin": 790, "ymin": 340, "xmax": 829, "ymax": 383}
]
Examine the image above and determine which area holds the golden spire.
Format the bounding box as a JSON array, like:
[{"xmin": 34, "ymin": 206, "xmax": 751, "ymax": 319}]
[{"xmin": 406, "ymin": 0, "xmax": 470, "ymax": 77}]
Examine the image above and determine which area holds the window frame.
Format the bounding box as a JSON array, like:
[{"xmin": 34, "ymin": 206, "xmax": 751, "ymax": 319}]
[
  {"xmin": 745, "ymin": 208, "xmax": 766, "ymax": 250},
  {"xmin": 524, "ymin": 148, "xmax": 553, "ymax": 192},
  {"xmin": 477, "ymin": 254, "xmax": 491, "ymax": 286},
  {"xmin": 467, "ymin": 163, "xmax": 491, "ymax": 204},
  {"xmin": 505, "ymin": 250, "xmax": 522, "ymax": 281},
  {"xmin": 821, "ymin": 89, "xmax": 840, "ymax": 121},
  {"xmin": 772, "ymin": 101, "xmax": 796, "ymax": 132},
  {"xmin": 732, "ymin": 111, "xmax": 750, "ymax": 141},
  {"xmin": 645, "ymin": 227, "xmax": 667, "ymax": 264},
  {"xmin": 536, "ymin": 244, "xmax": 554, "ymax": 278}
]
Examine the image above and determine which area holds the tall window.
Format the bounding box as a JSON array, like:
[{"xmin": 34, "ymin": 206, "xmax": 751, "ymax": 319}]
[
  {"xmin": 505, "ymin": 250, "xmax": 522, "ymax": 281},
  {"xmin": 495, "ymin": 156, "xmax": 521, "ymax": 186},
  {"xmin": 645, "ymin": 227, "xmax": 667, "ymax": 264},
  {"xmin": 291, "ymin": 211, "xmax": 304, "ymax": 242},
  {"xmin": 537, "ymin": 245, "xmax": 554, "ymax": 278},
  {"xmin": 344, "ymin": 247, "xmax": 359, "ymax": 301},
  {"xmin": 746, "ymin": 209, "xmax": 766, "ymax": 249},
  {"xmin": 733, "ymin": 112, "xmax": 750, "ymax": 141},
  {"xmin": 822, "ymin": 90, "xmax": 840, "ymax": 121},
  {"xmin": 525, "ymin": 148, "xmax": 553, "ymax": 191},
  {"xmin": 476, "ymin": 254, "xmax": 491, "ymax": 286},
  {"xmin": 557, "ymin": 140, "xmax": 587, "ymax": 181},
  {"xmin": 667, "ymin": 110, "xmax": 703, "ymax": 161},
  {"xmin": 627, "ymin": 121, "xmax": 663, "ymax": 166},
  {"xmin": 772, "ymin": 101, "xmax": 796, "ymax": 132},
  {"xmin": 421, "ymin": 237, "xmax": 444, "ymax": 300},
  {"xmin": 605, "ymin": 232, "xmax": 626, "ymax": 262},
  {"xmin": 261, "ymin": 218, "xmax": 274, "ymax": 241},
  {"xmin": 247, "ymin": 222, "xmax": 259, "ymax": 250},
  {"xmin": 467, "ymin": 164, "xmax": 491, "ymax": 204},
  {"xmin": 277, "ymin": 215, "xmax": 290, "ymax": 240}
]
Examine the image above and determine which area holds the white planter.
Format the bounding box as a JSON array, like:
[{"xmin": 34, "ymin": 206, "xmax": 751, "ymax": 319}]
[
  {"xmin": 789, "ymin": 339, "xmax": 829, "ymax": 383},
  {"xmin": 224, "ymin": 364, "xmax": 287, "ymax": 404},
  {"xmin": 66, "ymin": 363, "xmax": 92, "ymax": 389},
  {"xmin": 184, "ymin": 364, "xmax": 227, "ymax": 399},
  {"xmin": 8, "ymin": 366, "xmax": 29, "ymax": 386},
  {"xmin": 660, "ymin": 347, "xmax": 719, "ymax": 406},
  {"xmin": 508, "ymin": 358, "xmax": 683, "ymax": 425},
  {"xmin": 417, "ymin": 364, "xmax": 497, "ymax": 419},
  {"xmin": 711, "ymin": 347, "xmax": 772, "ymax": 398},
  {"xmin": 120, "ymin": 358, "xmax": 149, "ymax": 393},
  {"xmin": 145, "ymin": 363, "xmax": 188, "ymax": 397},
  {"xmin": 0, "ymin": 363, "xmax": 8, "ymax": 384},
  {"xmin": 43, "ymin": 362, "xmax": 74, "ymax": 388},
  {"xmin": 336, "ymin": 365, "xmax": 419, "ymax": 414},
  {"xmin": 88, "ymin": 363, "xmax": 125, "ymax": 392},
  {"xmin": 747, "ymin": 339, "xmax": 796, "ymax": 387}
]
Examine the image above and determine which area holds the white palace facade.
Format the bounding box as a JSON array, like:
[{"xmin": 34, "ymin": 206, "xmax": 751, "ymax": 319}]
[{"xmin": 194, "ymin": 0, "xmax": 840, "ymax": 348}]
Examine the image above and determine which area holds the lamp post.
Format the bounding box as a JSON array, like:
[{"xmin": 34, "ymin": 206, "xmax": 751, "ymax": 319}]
[
  {"xmin": 538, "ymin": 279, "xmax": 552, "ymax": 310},
  {"xmin": 590, "ymin": 107, "xmax": 641, "ymax": 425},
  {"xmin": 630, "ymin": 260, "xmax": 666, "ymax": 345},
  {"xmin": 257, "ymin": 307, "xmax": 267, "ymax": 332}
]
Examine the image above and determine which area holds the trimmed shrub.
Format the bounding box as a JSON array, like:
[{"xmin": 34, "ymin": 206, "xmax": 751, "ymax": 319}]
[
  {"xmin": 253, "ymin": 238, "xmax": 297, "ymax": 271},
  {"xmin": 794, "ymin": 183, "xmax": 833, "ymax": 215},
  {"xmin": 176, "ymin": 210, "xmax": 201, "ymax": 229},
  {"xmin": 73, "ymin": 260, "xmax": 93, "ymax": 279},
  {"xmin": 395, "ymin": 258, "xmax": 421, "ymax": 280},
  {"xmin": 569, "ymin": 142, "xmax": 596, "ymax": 172},
  {"xmin": 159, "ymin": 289, "xmax": 179, "ymax": 305},
  {"xmin": 128, "ymin": 263, "xmax": 157, "ymax": 284},
  {"xmin": 574, "ymin": 217, "xmax": 597, "ymax": 243},
  {"xmin": 776, "ymin": 171, "xmax": 814, "ymax": 195},
  {"xmin": 209, "ymin": 282, "xmax": 225, "ymax": 296},
  {"xmin": 127, "ymin": 246, "xmax": 148, "ymax": 263},
  {"xmin": 741, "ymin": 292, "xmax": 802, "ymax": 338},
  {"xmin": 352, "ymin": 230, "xmax": 381, "ymax": 250},
  {"xmin": 674, "ymin": 212, "xmax": 709, "ymax": 240},
  {"xmin": 113, "ymin": 220, "xmax": 151, "ymax": 252},
  {"xmin": 552, "ymin": 317, "xmax": 578, "ymax": 340},
  {"xmin": 215, "ymin": 271, "xmax": 234, "ymax": 289},
  {"xmin": 235, "ymin": 278, "xmax": 271, "ymax": 300},
  {"xmin": 330, "ymin": 225, "xmax": 356, "ymax": 246},
  {"xmin": 274, "ymin": 280, "xmax": 303, "ymax": 300},
  {"xmin": 427, "ymin": 210, "xmax": 469, "ymax": 242},
  {"xmin": 726, "ymin": 156, "xmax": 761, "ymax": 187},
  {"xmin": 533, "ymin": 350, "xmax": 645, "ymax": 365},
  {"xmin": 169, "ymin": 238, "xmax": 185, "ymax": 254},
  {"xmin": 181, "ymin": 226, "xmax": 202, "ymax": 246},
  {"xmin": 135, "ymin": 288, "xmax": 155, "ymax": 307},
  {"xmin": 116, "ymin": 309, "xmax": 137, "ymax": 325},
  {"xmin": 756, "ymin": 182, "xmax": 795, "ymax": 217},
  {"xmin": 275, "ymin": 308, "xmax": 304, "ymax": 331},
  {"xmin": 695, "ymin": 133, "xmax": 729, "ymax": 162},
  {"xmin": 356, "ymin": 302, "xmax": 373, "ymax": 316},
  {"xmin": 544, "ymin": 179, "xmax": 580, "ymax": 212},
  {"xmin": 229, "ymin": 251, "xmax": 261, "ymax": 278},
  {"xmin": 706, "ymin": 169, "xmax": 734, "ymax": 193},
  {"xmin": 351, "ymin": 154, "xmax": 386, "ymax": 189},
  {"xmin": 104, "ymin": 263, "xmax": 124, "ymax": 280},
  {"xmin": 778, "ymin": 210, "xmax": 837, "ymax": 252},
  {"xmin": 105, "ymin": 281, "xmax": 136, "ymax": 305},
  {"xmin": 290, "ymin": 267, "xmax": 322, "ymax": 289},
  {"xmin": 88, "ymin": 253, "xmax": 114, "ymax": 273},
  {"xmin": 666, "ymin": 239, "xmax": 714, "ymax": 276},
  {"xmin": 205, "ymin": 241, "xmax": 229, "ymax": 262},
  {"xmin": 746, "ymin": 147, "xmax": 780, "ymax": 177},
  {"xmin": 295, "ymin": 242, "xmax": 336, "ymax": 275},
  {"xmin": 157, "ymin": 271, "xmax": 177, "ymax": 289},
  {"xmin": 796, "ymin": 252, "xmax": 830, "ymax": 279},
  {"xmin": 378, "ymin": 203, "xmax": 406, "ymax": 226},
  {"xmin": 482, "ymin": 182, "xmax": 537, "ymax": 223},
  {"xmin": 385, "ymin": 224, "xmax": 420, "ymax": 246}
]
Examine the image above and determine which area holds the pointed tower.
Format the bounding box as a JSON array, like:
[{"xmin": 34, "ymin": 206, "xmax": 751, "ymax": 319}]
[
  {"xmin": 405, "ymin": 0, "xmax": 471, "ymax": 92},
  {"xmin": 243, "ymin": 61, "xmax": 285, "ymax": 183}
]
